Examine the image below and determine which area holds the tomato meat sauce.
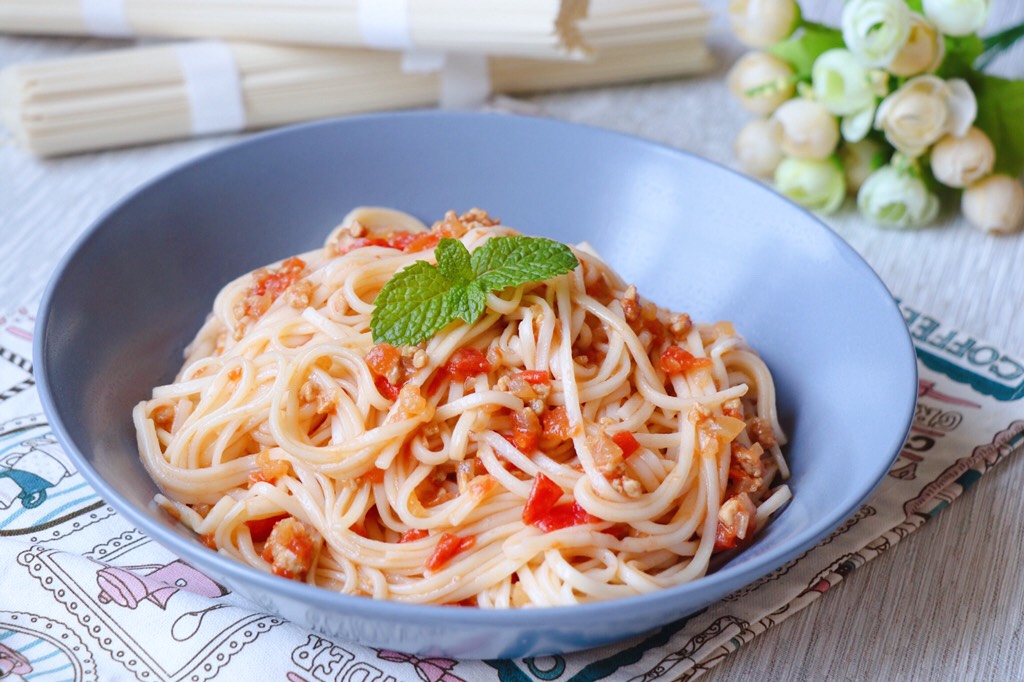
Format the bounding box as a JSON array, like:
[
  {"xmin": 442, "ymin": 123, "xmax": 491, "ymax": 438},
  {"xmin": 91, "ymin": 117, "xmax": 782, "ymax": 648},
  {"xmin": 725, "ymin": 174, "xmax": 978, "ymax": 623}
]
[{"xmin": 242, "ymin": 256, "xmax": 307, "ymax": 320}]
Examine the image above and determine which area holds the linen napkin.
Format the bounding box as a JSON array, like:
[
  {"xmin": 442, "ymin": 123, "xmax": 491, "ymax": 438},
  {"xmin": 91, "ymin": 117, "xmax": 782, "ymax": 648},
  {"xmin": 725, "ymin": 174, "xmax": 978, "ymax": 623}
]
[{"xmin": 0, "ymin": 296, "xmax": 1020, "ymax": 682}]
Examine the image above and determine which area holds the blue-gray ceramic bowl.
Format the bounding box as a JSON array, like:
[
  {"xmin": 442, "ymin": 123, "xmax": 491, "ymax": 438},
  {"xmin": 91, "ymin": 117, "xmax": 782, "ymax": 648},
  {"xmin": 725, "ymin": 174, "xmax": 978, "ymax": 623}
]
[{"xmin": 35, "ymin": 111, "xmax": 916, "ymax": 659}]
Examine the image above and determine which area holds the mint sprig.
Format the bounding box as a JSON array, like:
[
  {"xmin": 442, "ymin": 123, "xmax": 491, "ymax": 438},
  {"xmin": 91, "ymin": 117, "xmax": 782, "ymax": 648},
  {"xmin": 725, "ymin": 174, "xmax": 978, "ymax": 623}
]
[{"xmin": 371, "ymin": 236, "xmax": 579, "ymax": 346}]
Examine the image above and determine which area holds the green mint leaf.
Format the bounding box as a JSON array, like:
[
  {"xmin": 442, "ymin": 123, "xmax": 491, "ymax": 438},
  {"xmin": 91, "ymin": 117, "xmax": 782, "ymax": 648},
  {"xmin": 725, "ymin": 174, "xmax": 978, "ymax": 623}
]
[
  {"xmin": 371, "ymin": 234, "xmax": 580, "ymax": 346},
  {"xmin": 446, "ymin": 283, "xmax": 487, "ymax": 324},
  {"xmin": 371, "ymin": 260, "xmax": 457, "ymax": 346},
  {"xmin": 769, "ymin": 25, "xmax": 844, "ymax": 81},
  {"xmin": 471, "ymin": 236, "xmax": 579, "ymax": 291},
  {"xmin": 436, "ymin": 238, "xmax": 474, "ymax": 285},
  {"xmin": 970, "ymin": 74, "xmax": 1024, "ymax": 176}
]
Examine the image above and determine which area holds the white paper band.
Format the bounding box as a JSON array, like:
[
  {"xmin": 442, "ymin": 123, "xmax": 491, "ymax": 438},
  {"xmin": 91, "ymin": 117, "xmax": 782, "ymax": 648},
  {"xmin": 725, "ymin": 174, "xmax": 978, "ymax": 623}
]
[
  {"xmin": 174, "ymin": 42, "xmax": 247, "ymax": 136},
  {"xmin": 439, "ymin": 54, "xmax": 492, "ymax": 110},
  {"xmin": 80, "ymin": 0, "xmax": 132, "ymax": 38},
  {"xmin": 358, "ymin": 0, "xmax": 413, "ymax": 50}
]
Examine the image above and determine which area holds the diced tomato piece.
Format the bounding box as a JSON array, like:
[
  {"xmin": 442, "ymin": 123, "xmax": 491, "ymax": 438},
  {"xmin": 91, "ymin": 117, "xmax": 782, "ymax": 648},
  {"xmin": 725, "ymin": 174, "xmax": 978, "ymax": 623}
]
[
  {"xmin": 425, "ymin": 533, "xmax": 475, "ymax": 571},
  {"xmin": 337, "ymin": 237, "xmax": 385, "ymax": 255},
  {"xmin": 358, "ymin": 468, "xmax": 386, "ymax": 485},
  {"xmin": 366, "ymin": 343, "xmax": 401, "ymax": 377},
  {"xmin": 534, "ymin": 502, "xmax": 595, "ymax": 533},
  {"xmin": 399, "ymin": 528, "xmax": 429, "ymax": 543},
  {"xmin": 374, "ymin": 374, "xmax": 401, "ymax": 401},
  {"xmin": 714, "ymin": 521, "xmax": 738, "ymax": 551},
  {"xmin": 541, "ymin": 406, "xmax": 572, "ymax": 441},
  {"xmin": 200, "ymin": 533, "xmax": 218, "ymax": 550},
  {"xmin": 426, "ymin": 371, "xmax": 448, "ymax": 397},
  {"xmin": 659, "ymin": 346, "xmax": 714, "ymax": 375},
  {"xmin": 243, "ymin": 257, "xmax": 307, "ymax": 319},
  {"xmin": 601, "ymin": 524, "xmax": 630, "ymax": 540},
  {"xmin": 255, "ymin": 257, "xmax": 306, "ymax": 298},
  {"xmin": 245, "ymin": 513, "xmax": 288, "ymax": 543},
  {"xmin": 522, "ymin": 473, "xmax": 564, "ymax": 526},
  {"xmin": 385, "ymin": 231, "xmax": 417, "ymax": 251},
  {"xmin": 514, "ymin": 370, "xmax": 551, "ymax": 385},
  {"xmin": 445, "ymin": 348, "xmax": 491, "ymax": 380},
  {"xmin": 714, "ymin": 494, "xmax": 757, "ymax": 551},
  {"xmin": 511, "ymin": 408, "xmax": 541, "ymax": 453},
  {"xmin": 611, "ymin": 431, "xmax": 641, "ymax": 458},
  {"xmin": 404, "ymin": 232, "xmax": 441, "ymax": 253}
]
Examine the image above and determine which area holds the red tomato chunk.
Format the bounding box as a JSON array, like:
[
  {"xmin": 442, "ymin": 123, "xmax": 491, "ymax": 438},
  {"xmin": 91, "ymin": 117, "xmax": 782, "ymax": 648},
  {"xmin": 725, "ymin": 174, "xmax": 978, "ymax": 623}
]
[
  {"xmin": 444, "ymin": 348, "xmax": 491, "ymax": 380},
  {"xmin": 426, "ymin": 533, "xmax": 476, "ymax": 571},
  {"xmin": 611, "ymin": 431, "xmax": 640, "ymax": 458},
  {"xmin": 534, "ymin": 502, "xmax": 594, "ymax": 533},
  {"xmin": 522, "ymin": 473, "xmax": 563, "ymax": 526},
  {"xmin": 522, "ymin": 474, "xmax": 595, "ymax": 532},
  {"xmin": 659, "ymin": 346, "xmax": 713, "ymax": 375},
  {"xmin": 245, "ymin": 513, "xmax": 289, "ymax": 543}
]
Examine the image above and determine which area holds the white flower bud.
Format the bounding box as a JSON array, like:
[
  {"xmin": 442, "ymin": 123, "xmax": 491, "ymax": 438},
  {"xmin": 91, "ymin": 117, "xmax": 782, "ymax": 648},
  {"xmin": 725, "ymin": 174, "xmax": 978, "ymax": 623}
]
[
  {"xmin": 840, "ymin": 138, "xmax": 886, "ymax": 193},
  {"xmin": 888, "ymin": 13, "xmax": 945, "ymax": 77},
  {"xmin": 811, "ymin": 49, "xmax": 876, "ymax": 116},
  {"xmin": 857, "ymin": 165, "xmax": 940, "ymax": 229},
  {"xmin": 962, "ymin": 175, "xmax": 1024, "ymax": 234},
  {"xmin": 728, "ymin": 52, "xmax": 796, "ymax": 115},
  {"xmin": 774, "ymin": 157, "xmax": 846, "ymax": 214},
  {"xmin": 735, "ymin": 118, "xmax": 784, "ymax": 178},
  {"xmin": 841, "ymin": 0, "xmax": 911, "ymax": 67},
  {"xmin": 930, "ymin": 127, "xmax": 995, "ymax": 188},
  {"xmin": 728, "ymin": 0, "xmax": 800, "ymax": 48},
  {"xmin": 922, "ymin": 0, "xmax": 991, "ymax": 37},
  {"xmin": 874, "ymin": 75, "xmax": 977, "ymax": 157},
  {"xmin": 772, "ymin": 99, "xmax": 840, "ymax": 161}
]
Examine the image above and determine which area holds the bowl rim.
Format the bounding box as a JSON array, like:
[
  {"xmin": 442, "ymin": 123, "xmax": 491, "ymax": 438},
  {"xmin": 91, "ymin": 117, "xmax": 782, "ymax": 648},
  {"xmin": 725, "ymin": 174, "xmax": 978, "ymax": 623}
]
[{"xmin": 34, "ymin": 109, "xmax": 918, "ymax": 630}]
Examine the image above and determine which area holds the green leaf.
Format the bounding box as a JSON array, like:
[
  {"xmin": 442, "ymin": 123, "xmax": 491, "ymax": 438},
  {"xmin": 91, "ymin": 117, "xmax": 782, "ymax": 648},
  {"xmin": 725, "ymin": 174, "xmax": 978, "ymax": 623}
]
[
  {"xmin": 970, "ymin": 73, "xmax": 1024, "ymax": 176},
  {"xmin": 370, "ymin": 261, "xmax": 459, "ymax": 346},
  {"xmin": 471, "ymin": 236, "xmax": 579, "ymax": 292},
  {"xmin": 938, "ymin": 35, "xmax": 985, "ymax": 79},
  {"xmin": 446, "ymin": 283, "xmax": 487, "ymax": 324},
  {"xmin": 370, "ymin": 235, "xmax": 580, "ymax": 346},
  {"xmin": 769, "ymin": 25, "xmax": 845, "ymax": 80},
  {"xmin": 435, "ymin": 238, "xmax": 473, "ymax": 285}
]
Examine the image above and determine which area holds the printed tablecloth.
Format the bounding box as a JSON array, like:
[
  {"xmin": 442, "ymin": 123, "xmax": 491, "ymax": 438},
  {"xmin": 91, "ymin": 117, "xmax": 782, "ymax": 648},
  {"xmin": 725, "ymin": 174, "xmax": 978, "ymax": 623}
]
[{"xmin": 0, "ymin": 297, "xmax": 1020, "ymax": 682}]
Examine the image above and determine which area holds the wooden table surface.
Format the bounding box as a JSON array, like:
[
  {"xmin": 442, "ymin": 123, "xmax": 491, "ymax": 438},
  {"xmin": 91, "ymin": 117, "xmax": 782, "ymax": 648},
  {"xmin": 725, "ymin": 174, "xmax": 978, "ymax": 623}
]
[{"xmin": 2, "ymin": 2, "xmax": 1023, "ymax": 679}]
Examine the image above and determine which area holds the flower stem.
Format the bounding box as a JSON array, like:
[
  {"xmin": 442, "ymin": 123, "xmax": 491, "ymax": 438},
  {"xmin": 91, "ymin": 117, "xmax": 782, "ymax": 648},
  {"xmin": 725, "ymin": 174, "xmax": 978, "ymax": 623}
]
[{"xmin": 977, "ymin": 19, "xmax": 1024, "ymax": 70}]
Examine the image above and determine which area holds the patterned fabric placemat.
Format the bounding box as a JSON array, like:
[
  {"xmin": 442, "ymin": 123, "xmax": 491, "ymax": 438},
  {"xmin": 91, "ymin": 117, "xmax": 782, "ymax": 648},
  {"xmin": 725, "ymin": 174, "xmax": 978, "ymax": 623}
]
[{"xmin": 1, "ymin": 297, "xmax": 1020, "ymax": 682}]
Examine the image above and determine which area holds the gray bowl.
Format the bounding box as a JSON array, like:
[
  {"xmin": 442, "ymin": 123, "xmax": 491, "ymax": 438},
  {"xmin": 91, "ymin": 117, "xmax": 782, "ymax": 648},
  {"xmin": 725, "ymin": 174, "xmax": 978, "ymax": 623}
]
[{"xmin": 35, "ymin": 111, "xmax": 916, "ymax": 659}]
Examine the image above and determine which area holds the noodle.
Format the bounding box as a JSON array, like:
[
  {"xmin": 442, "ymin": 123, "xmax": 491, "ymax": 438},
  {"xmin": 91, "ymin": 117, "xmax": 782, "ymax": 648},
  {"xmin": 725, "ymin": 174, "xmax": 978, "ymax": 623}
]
[{"xmin": 135, "ymin": 207, "xmax": 791, "ymax": 607}]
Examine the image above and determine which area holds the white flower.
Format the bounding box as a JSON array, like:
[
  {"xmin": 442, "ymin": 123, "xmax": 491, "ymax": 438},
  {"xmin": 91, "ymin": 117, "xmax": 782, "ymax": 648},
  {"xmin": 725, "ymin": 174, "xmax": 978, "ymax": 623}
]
[
  {"xmin": 772, "ymin": 99, "xmax": 840, "ymax": 161},
  {"xmin": 922, "ymin": 0, "xmax": 991, "ymax": 37},
  {"xmin": 857, "ymin": 165, "xmax": 940, "ymax": 228},
  {"xmin": 930, "ymin": 126, "xmax": 995, "ymax": 188},
  {"xmin": 735, "ymin": 118, "xmax": 785, "ymax": 178},
  {"xmin": 841, "ymin": 0, "xmax": 911, "ymax": 67},
  {"xmin": 889, "ymin": 13, "xmax": 945, "ymax": 77},
  {"xmin": 727, "ymin": 0, "xmax": 800, "ymax": 48},
  {"xmin": 874, "ymin": 75, "xmax": 977, "ymax": 157},
  {"xmin": 728, "ymin": 52, "xmax": 796, "ymax": 115},
  {"xmin": 962, "ymin": 175, "xmax": 1024, "ymax": 234},
  {"xmin": 775, "ymin": 157, "xmax": 846, "ymax": 213},
  {"xmin": 840, "ymin": 138, "xmax": 886, "ymax": 193},
  {"xmin": 811, "ymin": 49, "xmax": 876, "ymax": 116}
]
